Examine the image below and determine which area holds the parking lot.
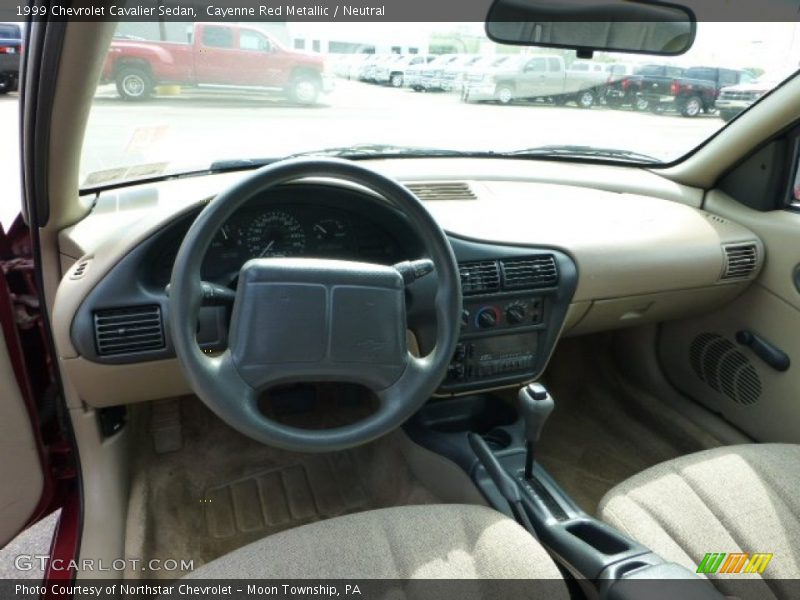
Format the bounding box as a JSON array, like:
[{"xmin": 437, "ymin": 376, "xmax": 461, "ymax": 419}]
[{"xmin": 2, "ymin": 77, "xmax": 722, "ymax": 212}]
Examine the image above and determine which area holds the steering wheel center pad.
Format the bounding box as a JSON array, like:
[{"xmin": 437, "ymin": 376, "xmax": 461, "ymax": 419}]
[{"xmin": 230, "ymin": 257, "xmax": 408, "ymax": 390}]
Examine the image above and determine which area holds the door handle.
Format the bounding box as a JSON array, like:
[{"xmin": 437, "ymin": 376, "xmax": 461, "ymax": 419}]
[{"xmin": 736, "ymin": 330, "xmax": 791, "ymax": 372}]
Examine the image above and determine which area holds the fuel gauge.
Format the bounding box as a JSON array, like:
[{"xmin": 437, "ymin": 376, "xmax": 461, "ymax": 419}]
[
  {"xmin": 312, "ymin": 218, "xmax": 348, "ymax": 242},
  {"xmin": 311, "ymin": 218, "xmax": 350, "ymax": 256}
]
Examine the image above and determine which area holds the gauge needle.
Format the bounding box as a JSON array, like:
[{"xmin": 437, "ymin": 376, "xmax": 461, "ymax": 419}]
[
  {"xmin": 260, "ymin": 240, "xmax": 275, "ymax": 257},
  {"xmin": 314, "ymin": 224, "xmax": 327, "ymax": 235},
  {"xmin": 221, "ymin": 227, "xmax": 229, "ymax": 240}
]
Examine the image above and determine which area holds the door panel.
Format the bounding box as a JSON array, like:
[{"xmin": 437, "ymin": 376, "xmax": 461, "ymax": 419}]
[
  {"xmin": 659, "ymin": 190, "xmax": 800, "ymax": 442},
  {"xmin": 0, "ymin": 302, "xmax": 45, "ymax": 546}
]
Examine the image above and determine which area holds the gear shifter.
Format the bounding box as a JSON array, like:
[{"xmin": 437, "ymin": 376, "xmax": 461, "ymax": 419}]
[{"xmin": 518, "ymin": 383, "xmax": 554, "ymax": 480}]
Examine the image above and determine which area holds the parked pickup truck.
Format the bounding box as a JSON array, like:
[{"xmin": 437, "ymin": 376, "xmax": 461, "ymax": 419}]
[
  {"xmin": 605, "ymin": 64, "xmax": 684, "ymax": 111},
  {"xmin": 0, "ymin": 22, "xmax": 22, "ymax": 94},
  {"xmin": 716, "ymin": 76, "xmax": 780, "ymax": 122},
  {"xmin": 463, "ymin": 55, "xmax": 606, "ymax": 107},
  {"xmin": 102, "ymin": 23, "xmax": 333, "ymax": 104},
  {"xmin": 636, "ymin": 66, "xmax": 755, "ymax": 117}
]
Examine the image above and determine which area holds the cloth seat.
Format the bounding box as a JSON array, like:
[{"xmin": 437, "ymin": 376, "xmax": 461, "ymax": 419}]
[
  {"xmin": 598, "ymin": 444, "xmax": 800, "ymax": 599},
  {"xmin": 186, "ymin": 503, "xmax": 567, "ymax": 596}
]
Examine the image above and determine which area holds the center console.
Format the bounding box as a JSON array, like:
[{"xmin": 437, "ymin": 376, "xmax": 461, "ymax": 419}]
[
  {"xmin": 406, "ymin": 389, "xmax": 725, "ymax": 599},
  {"xmin": 440, "ymin": 237, "xmax": 578, "ymax": 394}
]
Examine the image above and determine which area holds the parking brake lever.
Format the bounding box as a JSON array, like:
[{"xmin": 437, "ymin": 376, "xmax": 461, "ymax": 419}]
[{"xmin": 468, "ymin": 433, "xmax": 536, "ymax": 535}]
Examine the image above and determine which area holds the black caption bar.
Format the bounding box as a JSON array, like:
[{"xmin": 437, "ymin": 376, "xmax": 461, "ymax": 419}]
[{"xmin": 2, "ymin": 0, "xmax": 800, "ymax": 22}]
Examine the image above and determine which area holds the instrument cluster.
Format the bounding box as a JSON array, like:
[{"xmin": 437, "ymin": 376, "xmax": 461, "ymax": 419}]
[{"xmin": 151, "ymin": 203, "xmax": 408, "ymax": 285}]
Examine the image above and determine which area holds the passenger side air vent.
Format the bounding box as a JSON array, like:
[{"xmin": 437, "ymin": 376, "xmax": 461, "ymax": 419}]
[
  {"xmin": 406, "ymin": 182, "xmax": 477, "ymax": 201},
  {"xmin": 501, "ymin": 255, "xmax": 558, "ymax": 289},
  {"xmin": 459, "ymin": 260, "xmax": 500, "ymax": 294},
  {"xmin": 94, "ymin": 305, "xmax": 165, "ymax": 356},
  {"xmin": 689, "ymin": 332, "xmax": 761, "ymax": 406},
  {"xmin": 721, "ymin": 243, "xmax": 758, "ymax": 280}
]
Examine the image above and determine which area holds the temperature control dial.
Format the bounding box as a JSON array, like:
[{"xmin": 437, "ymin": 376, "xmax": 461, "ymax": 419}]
[{"xmin": 476, "ymin": 307, "xmax": 500, "ymax": 329}]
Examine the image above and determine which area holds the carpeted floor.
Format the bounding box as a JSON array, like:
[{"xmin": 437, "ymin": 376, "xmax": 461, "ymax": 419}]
[
  {"xmin": 534, "ymin": 336, "xmax": 722, "ymax": 514},
  {"xmin": 123, "ymin": 394, "xmax": 439, "ymax": 579}
]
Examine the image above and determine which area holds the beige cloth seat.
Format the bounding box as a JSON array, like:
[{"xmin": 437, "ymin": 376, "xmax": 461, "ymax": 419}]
[
  {"xmin": 599, "ymin": 444, "xmax": 800, "ymax": 599},
  {"xmin": 187, "ymin": 503, "xmax": 567, "ymax": 593}
]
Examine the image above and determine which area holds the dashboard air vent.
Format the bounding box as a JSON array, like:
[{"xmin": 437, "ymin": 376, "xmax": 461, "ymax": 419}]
[
  {"xmin": 406, "ymin": 182, "xmax": 477, "ymax": 201},
  {"xmin": 94, "ymin": 305, "xmax": 165, "ymax": 356},
  {"xmin": 459, "ymin": 260, "xmax": 500, "ymax": 294},
  {"xmin": 721, "ymin": 243, "xmax": 758, "ymax": 281},
  {"xmin": 501, "ymin": 255, "xmax": 558, "ymax": 289}
]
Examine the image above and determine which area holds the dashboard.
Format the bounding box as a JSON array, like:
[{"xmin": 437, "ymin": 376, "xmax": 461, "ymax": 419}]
[{"xmin": 53, "ymin": 159, "xmax": 764, "ymax": 408}]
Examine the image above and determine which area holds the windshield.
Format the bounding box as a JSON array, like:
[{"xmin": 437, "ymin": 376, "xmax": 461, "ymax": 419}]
[{"xmin": 80, "ymin": 21, "xmax": 800, "ymax": 188}]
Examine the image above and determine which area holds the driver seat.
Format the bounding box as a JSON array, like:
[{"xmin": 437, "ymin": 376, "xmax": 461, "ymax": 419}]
[{"xmin": 186, "ymin": 504, "xmax": 568, "ymax": 592}]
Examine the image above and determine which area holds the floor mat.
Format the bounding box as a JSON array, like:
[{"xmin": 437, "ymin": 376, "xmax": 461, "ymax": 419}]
[
  {"xmin": 534, "ymin": 336, "xmax": 719, "ymax": 515},
  {"xmin": 204, "ymin": 454, "xmax": 374, "ymax": 539},
  {"xmin": 123, "ymin": 396, "xmax": 439, "ymax": 579}
]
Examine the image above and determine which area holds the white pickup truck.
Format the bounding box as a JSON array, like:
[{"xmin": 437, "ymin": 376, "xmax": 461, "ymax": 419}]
[{"xmin": 462, "ymin": 55, "xmax": 608, "ymax": 106}]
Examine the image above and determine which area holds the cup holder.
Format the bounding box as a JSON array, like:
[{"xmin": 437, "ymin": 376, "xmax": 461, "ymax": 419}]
[{"xmin": 482, "ymin": 427, "xmax": 512, "ymax": 450}]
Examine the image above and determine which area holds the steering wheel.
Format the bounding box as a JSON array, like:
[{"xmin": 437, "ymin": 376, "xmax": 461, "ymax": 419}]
[{"xmin": 169, "ymin": 158, "xmax": 461, "ymax": 452}]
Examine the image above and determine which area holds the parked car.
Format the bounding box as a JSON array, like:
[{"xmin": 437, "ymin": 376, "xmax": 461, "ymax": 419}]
[
  {"xmin": 373, "ymin": 54, "xmax": 433, "ymax": 87},
  {"xmin": 420, "ymin": 54, "xmax": 462, "ymax": 91},
  {"xmin": 638, "ymin": 66, "xmax": 755, "ymax": 117},
  {"xmin": 405, "ymin": 54, "xmax": 457, "ymax": 92},
  {"xmin": 436, "ymin": 55, "xmax": 483, "ymax": 92},
  {"xmin": 359, "ymin": 54, "xmax": 395, "ymax": 83},
  {"xmin": 0, "ymin": 22, "xmax": 22, "ymax": 94},
  {"xmin": 463, "ymin": 54, "xmax": 605, "ymax": 107},
  {"xmin": 604, "ymin": 64, "xmax": 685, "ymax": 111},
  {"xmin": 716, "ymin": 75, "xmax": 781, "ymax": 122},
  {"xmin": 597, "ymin": 62, "xmax": 639, "ymax": 104},
  {"xmin": 101, "ymin": 23, "xmax": 333, "ymax": 104},
  {"xmin": 341, "ymin": 53, "xmax": 371, "ymax": 80}
]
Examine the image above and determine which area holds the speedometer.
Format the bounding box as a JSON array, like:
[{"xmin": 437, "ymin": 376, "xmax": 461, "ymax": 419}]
[{"xmin": 245, "ymin": 211, "xmax": 306, "ymax": 258}]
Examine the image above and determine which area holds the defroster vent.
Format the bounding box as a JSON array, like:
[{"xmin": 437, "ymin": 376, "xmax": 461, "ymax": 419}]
[
  {"xmin": 501, "ymin": 255, "xmax": 558, "ymax": 289},
  {"xmin": 94, "ymin": 305, "xmax": 165, "ymax": 356},
  {"xmin": 406, "ymin": 182, "xmax": 477, "ymax": 201}
]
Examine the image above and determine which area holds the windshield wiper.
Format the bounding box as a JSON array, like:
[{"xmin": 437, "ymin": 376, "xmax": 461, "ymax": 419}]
[
  {"xmin": 207, "ymin": 145, "xmax": 472, "ymax": 172},
  {"xmin": 284, "ymin": 143, "xmax": 471, "ymax": 159},
  {"xmin": 205, "ymin": 144, "xmax": 655, "ymax": 181},
  {"xmin": 507, "ymin": 145, "xmax": 659, "ymax": 163}
]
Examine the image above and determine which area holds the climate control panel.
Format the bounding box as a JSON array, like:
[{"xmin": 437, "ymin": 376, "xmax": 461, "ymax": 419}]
[
  {"xmin": 436, "ymin": 245, "xmax": 578, "ymax": 395},
  {"xmin": 463, "ymin": 296, "xmax": 544, "ymax": 332}
]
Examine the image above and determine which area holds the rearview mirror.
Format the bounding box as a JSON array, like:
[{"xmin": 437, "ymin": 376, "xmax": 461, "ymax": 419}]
[{"xmin": 485, "ymin": 0, "xmax": 696, "ymax": 56}]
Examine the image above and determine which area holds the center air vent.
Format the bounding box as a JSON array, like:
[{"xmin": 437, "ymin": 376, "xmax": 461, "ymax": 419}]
[
  {"xmin": 94, "ymin": 305, "xmax": 165, "ymax": 356},
  {"xmin": 721, "ymin": 243, "xmax": 758, "ymax": 280},
  {"xmin": 459, "ymin": 260, "xmax": 500, "ymax": 294},
  {"xmin": 501, "ymin": 255, "xmax": 558, "ymax": 289},
  {"xmin": 406, "ymin": 182, "xmax": 476, "ymax": 201}
]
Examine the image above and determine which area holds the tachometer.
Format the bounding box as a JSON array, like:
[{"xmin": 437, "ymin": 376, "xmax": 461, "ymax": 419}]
[{"xmin": 245, "ymin": 211, "xmax": 306, "ymax": 258}]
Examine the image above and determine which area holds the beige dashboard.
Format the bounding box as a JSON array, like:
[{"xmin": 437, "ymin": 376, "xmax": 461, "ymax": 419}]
[{"xmin": 53, "ymin": 159, "xmax": 763, "ymax": 407}]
